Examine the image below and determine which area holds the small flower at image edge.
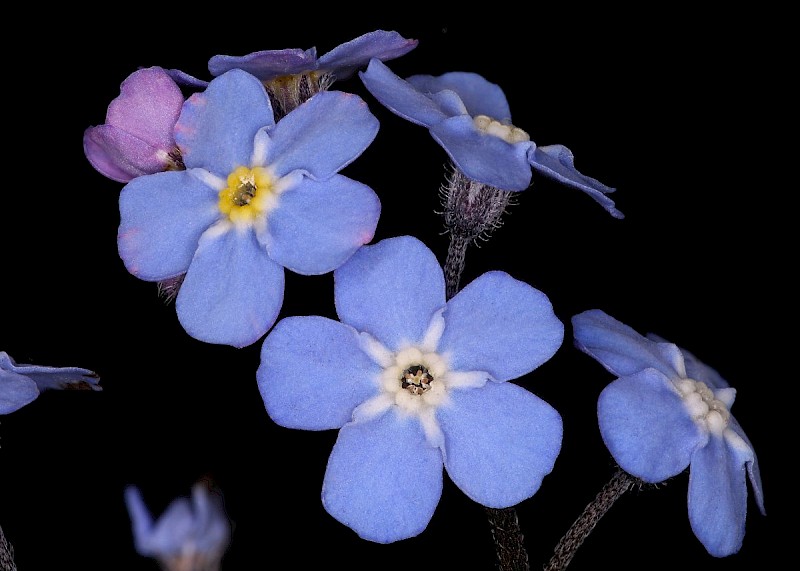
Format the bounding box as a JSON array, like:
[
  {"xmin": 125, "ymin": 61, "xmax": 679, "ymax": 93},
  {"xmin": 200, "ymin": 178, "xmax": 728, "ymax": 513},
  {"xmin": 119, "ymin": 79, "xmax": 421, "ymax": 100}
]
[
  {"xmin": 257, "ymin": 235, "xmax": 564, "ymax": 543},
  {"xmin": 359, "ymin": 58, "xmax": 623, "ymax": 219},
  {"xmin": 125, "ymin": 481, "xmax": 231, "ymax": 571},
  {"xmin": 571, "ymin": 309, "xmax": 765, "ymax": 557},
  {"xmin": 1, "ymin": 351, "xmax": 100, "ymax": 415},
  {"xmin": 84, "ymin": 66, "xmax": 185, "ymax": 183},
  {"xmin": 117, "ymin": 69, "xmax": 381, "ymax": 348}
]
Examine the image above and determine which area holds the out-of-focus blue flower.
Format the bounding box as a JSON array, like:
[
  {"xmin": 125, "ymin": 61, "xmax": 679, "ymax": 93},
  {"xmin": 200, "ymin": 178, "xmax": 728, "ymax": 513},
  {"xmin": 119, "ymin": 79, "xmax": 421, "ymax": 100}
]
[
  {"xmin": 84, "ymin": 66, "xmax": 185, "ymax": 183},
  {"xmin": 360, "ymin": 59, "xmax": 623, "ymax": 219},
  {"xmin": 1, "ymin": 351, "xmax": 100, "ymax": 415},
  {"xmin": 168, "ymin": 30, "xmax": 417, "ymax": 116},
  {"xmin": 258, "ymin": 235, "xmax": 564, "ymax": 543},
  {"xmin": 572, "ymin": 309, "xmax": 765, "ymax": 557},
  {"xmin": 125, "ymin": 481, "xmax": 231, "ymax": 571},
  {"xmin": 117, "ymin": 69, "xmax": 381, "ymax": 348}
]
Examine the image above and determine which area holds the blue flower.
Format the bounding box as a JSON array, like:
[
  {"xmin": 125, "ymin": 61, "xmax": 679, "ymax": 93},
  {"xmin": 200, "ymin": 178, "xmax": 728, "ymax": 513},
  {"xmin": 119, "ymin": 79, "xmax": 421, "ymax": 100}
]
[
  {"xmin": 84, "ymin": 66, "xmax": 185, "ymax": 183},
  {"xmin": 360, "ymin": 59, "xmax": 623, "ymax": 219},
  {"xmin": 1, "ymin": 351, "xmax": 100, "ymax": 415},
  {"xmin": 168, "ymin": 30, "xmax": 417, "ymax": 116},
  {"xmin": 117, "ymin": 69, "xmax": 381, "ymax": 348},
  {"xmin": 571, "ymin": 309, "xmax": 765, "ymax": 557},
  {"xmin": 125, "ymin": 481, "xmax": 231, "ymax": 571},
  {"xmin": 257, "ymin": 235, "xmax": 564, "ymax": 543}
]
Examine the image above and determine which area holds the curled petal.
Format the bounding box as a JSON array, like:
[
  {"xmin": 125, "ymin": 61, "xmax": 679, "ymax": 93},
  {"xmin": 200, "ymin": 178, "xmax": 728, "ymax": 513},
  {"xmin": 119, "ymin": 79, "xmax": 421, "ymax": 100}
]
[
  {"xmin": 359, "ymin": 58, "xmax": 448, "ymax": 128},
  {"xmin": 529, "ymin": 144, "xmax": 624, "ymax": 219},
  {"xmin": 572, "ymin": 309, "xmax": 686, "ymax": 380},
  {"xmin": 430, "ymin": 116, "xmax": 534, "ymax": 191},
  {"xmin": 322, "ymin": 410, "xmax": 443, "ymax": 543},
  {"xmin": 209, "ymin": 48, "xmax": 318, "ymax": 81},
  {"xmin": 0, "ymin": 369, "xmax": 39, "ymax": 414},
  {"xmin": 407, "ymin": 71, "xmax": 511, "ymax": 121},
  {"xmin": 319, "ymin": 30, "xmax": 418, "ymax": 79}
]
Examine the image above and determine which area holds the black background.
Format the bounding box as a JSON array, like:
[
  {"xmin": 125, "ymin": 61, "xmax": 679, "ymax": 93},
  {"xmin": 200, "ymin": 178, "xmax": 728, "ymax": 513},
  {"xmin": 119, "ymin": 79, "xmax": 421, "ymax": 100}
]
[{"xmin": 1, "ymin": 11, "xmax": 787, "ymax": 571}]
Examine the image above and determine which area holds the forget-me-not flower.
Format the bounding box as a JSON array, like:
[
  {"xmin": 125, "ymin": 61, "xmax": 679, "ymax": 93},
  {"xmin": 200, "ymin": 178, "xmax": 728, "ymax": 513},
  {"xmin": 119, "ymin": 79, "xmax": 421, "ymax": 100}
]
[
  {"xmin": 360, "ymin": 58, "xmax": 623, "ymax": 219},
  {"xmin": 257, "ymin": 235, "xmax": 564, "ymax": 543},
  {"xmin": 117, "ymin": 69, "xmax": 381, "ymax": 348},
  {"xmin": 84, "ymin": 66, "xmax": 185, "ymax": 182},
  {"xmin": 125, "ymin": 481, "xmax": 231, "ymax": 571},
  {"xmin": 169, "ymin": 30, "xmax": 417, "ymax": 116},
  {"xmin": 1, "ymin": 351, "xmax": 100, "ymax": 415},
  {"xmin": 571, "ymin": 309, "xmax": 765, "ymax": 557}
]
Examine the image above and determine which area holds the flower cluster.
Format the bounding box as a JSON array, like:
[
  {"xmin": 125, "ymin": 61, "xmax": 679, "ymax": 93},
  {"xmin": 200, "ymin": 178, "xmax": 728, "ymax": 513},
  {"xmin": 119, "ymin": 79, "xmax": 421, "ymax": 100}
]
[{"xmin": 0, "ymin": 25, "xmax": 761, "ymax": 571}]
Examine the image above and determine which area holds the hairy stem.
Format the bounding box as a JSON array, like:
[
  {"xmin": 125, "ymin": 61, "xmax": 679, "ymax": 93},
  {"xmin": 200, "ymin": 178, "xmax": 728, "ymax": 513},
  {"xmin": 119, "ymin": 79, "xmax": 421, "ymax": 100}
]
[
  {"xmin": 485, "ymin": 507, "xmax": 530, "ymax": 571},
  {"xmin": 1, "ymin": 524, "xmax": 17, "ymax": 571},
  {"xmin": 542, "ymin": 468, "xmax": 638, "ymax": 571}
]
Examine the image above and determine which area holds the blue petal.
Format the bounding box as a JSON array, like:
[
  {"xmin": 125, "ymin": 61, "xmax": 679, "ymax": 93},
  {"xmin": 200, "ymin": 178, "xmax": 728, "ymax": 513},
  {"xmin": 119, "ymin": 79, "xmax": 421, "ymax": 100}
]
[
  {"xmin": 118, "ymin": 170, "xmax": 220, "ymax": 281},
  {"xmin": 439, "ymin": 381, "xmax": 562, "ymax": 507},
  {"xmin": 124, "ymin": 486, "xmax": 157, "ymax": 555},
  {"xmin": 0, "ymin": 369, "xmax": 39, "ymax": 414},
  {"xmin": 407, "ymin": 72, "xmax": 511, "ymax": 121},
  {"xmin": 572, "ymin": 309, "xmax": 686, "ymax": 380},
  {"xmin": 687, "ymin": 435, "xmax": 748, "ymax": 556},
  {"xmin": 429, "ymin": 116, "xmax": 534, "ymax": 191},
  {"xmin": 266, "ymin": 90, "xmax": 379, "ymax": 180},
  {"xmin": 166, "ymin": 68, "xmax": 209, "ymax": 89},
  {"xmin": 174, "ymin": 69, "xmax": 274, "ymax": 176},
  {"xmin": 258, "ymin": 316, "xmax": 381, "ymax": 429},
  {"xmin": 676, "ymin": 342, "xmax": 731, "ymax": 390},
  {"xmin": 439, "ymin": 271, "xmax": 563, "ymax": 380},
  {"xmin": 529, "ymin": 144, "xmax": 624, "ymax": 219},
  {"xmin": 208, "ymin": 48, "xmax": 318, "ymax": 81},
  {"xmin": 318, "ymin": 30, "xmax": 418, "ymax": 80},
  {"xmin": 176, "ymin": 226, "xmax": 284, "ymax": 348},
  {"xmin": 262, "ymin": 175, "xmax": 380, "ymax": 275},
  {"xmin": 1, "ymin": 351, "xmax": 99, "ymax": 392},
  {"xmin": 728, "ymin": 416, "xmax": 766, "ymax": 516},
  {"xmin": 322, "ymin": 409, "xmax": 443, "ymax": 543},
  {"xmin": 334, "ymin": 236, "xmax": 446, "ymax": 350},
  {"xmin": 598, "ymin": 369, "xmax": 704, "ymax": 482},
  {"xmin": 359, "ymin": 58, "xmax": 448, "ymax": 128}
]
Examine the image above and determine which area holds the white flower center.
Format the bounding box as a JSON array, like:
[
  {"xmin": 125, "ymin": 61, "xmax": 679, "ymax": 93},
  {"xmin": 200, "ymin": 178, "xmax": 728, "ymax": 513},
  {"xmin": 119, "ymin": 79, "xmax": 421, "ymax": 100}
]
[
  {"xmin": 674, "ymin": 378, "xmax": 730, "ymax": 435},
  {"xmin": 473, "ymin": 114, "xmax": 531, "ymax": 144}
]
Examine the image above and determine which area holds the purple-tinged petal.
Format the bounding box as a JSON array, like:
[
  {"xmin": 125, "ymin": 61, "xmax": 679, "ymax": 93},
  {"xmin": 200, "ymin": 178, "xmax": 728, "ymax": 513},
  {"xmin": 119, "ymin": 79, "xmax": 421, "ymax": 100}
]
[
  {"xmin": 407, "ymin": 72, "xmax": 511, "ymax": 121},
  {"xmin": 529, "ymin": 144, "xmax": 624, "ymax": 219},
  {"xmin": 174, "ymin": 69, "xmax": 274, "ymax": 176},
  {"xmin": 0, "ymin": 369, "xmax": 39, "ymax": 414},
  {"xmin": 572, "ymin": 309, "xmax": 686, "ymax": 380},
  {"xmin": 687, "ymin": 435, "xmax": 748, "ymax": 556},
  {"xmin": 322, "ymin": 409, "xmax": 443, "ymax": 543},
  {"xmin": 598, "ymin": 369, "xmax": 704, "ymax": 483},
  {"xmin": 165, "ymin": 68, "xmax": 209, "ymax": 89},
  {"xmin": 208, "ymin": 48, "xmax": 318, "ymax": 81},
  {"xmin": 674, "ymin": 342, "xmax": 731, "ymax": 390},
  {"xmin": 105, "ymin": 67, "xmax": 183, "ymax": 150},
  {"xmin": 176, "ymin": 226, "xmax": 284, "ymax": 348},
  {"xmin": 439, "ymin": 381, "xmax": 562, "ymax": 508},
  {"xmin": 429, "ymin": 116, "xmax": 534, "ymax": 191},
  {"xmin": 1, "ymin": 352, "xmax": 100, "ymax": 396},
  {"xmin": 124, "ymin": 486, "xmax": 157, "ymax": 555},
  {"xmin": 318, "ymin": 30, "xmax": 418, "ymax": 80},
  {"xmin": 439, "ymin": 271, "xmax": 563, "ymax": 380},
  {"xmin": 359, "ymin": 58, "xmax": 449, "ymax": 128},
  {"xmin": 187, "ymin": 483, "xmax": 231, "ymax": 553},
  {"xmin": 83, "ymin": 125, "xmax": 172, "ymax": 183},
  {"xmin": 118, "ymin": 170, "xmax": 220, "ymax": 281},
  {"xmin": 262, "ymin": 175, "xmax": 380, "ymax": 275},
  {"xmin": 334, "ymin": 236, "xmax": 446, "ymax": 351},
  {"xmin": 258, "ymin": 316, "xmax": 382, "ymax": 430},
  {"xmin": 265, "ymin": 90, "xmax": 379, "ymax": 180}
]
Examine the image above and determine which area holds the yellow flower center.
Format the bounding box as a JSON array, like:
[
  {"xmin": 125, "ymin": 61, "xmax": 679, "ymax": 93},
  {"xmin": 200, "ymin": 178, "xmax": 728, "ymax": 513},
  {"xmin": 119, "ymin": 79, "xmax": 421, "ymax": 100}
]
[
  {"xmin": 218, "ymin": 166, "xmax": 275, "ymax": 225},
  {"xmin": 473, "ymin": 114, "xmax": 531, "ymax": 144}
]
